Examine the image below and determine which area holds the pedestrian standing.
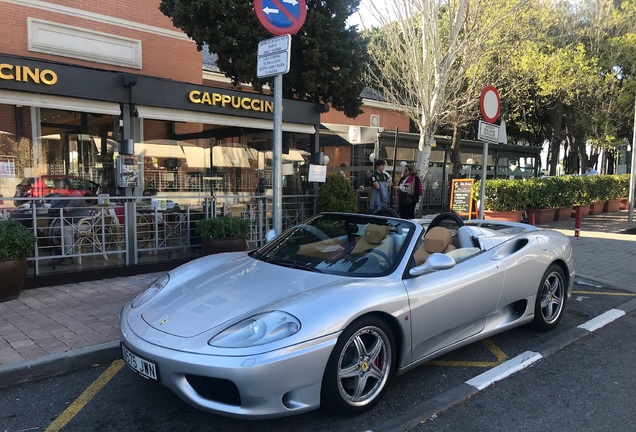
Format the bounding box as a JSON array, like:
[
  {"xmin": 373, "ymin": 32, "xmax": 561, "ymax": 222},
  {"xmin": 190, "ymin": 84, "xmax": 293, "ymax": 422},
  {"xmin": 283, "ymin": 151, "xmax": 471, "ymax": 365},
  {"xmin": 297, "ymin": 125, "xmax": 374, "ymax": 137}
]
[
  {"xmin": 397, "ymin": 164, "xmax": 422, "ymax": 219},
  {"xmin": 369, "ymin": 159, "xmax": 392, "ymax": 212},
  {"xmin": 583, "ymin": 163, "xmax": 598, "ymax": 176}
]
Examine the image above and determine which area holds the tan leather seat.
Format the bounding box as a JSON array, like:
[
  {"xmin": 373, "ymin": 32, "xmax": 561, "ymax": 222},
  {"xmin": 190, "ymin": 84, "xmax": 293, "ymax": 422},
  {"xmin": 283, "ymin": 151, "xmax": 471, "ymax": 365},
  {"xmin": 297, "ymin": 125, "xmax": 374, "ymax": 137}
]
[
  {"xmin": 351, "ymin": 224, "xmax": 393, "ymax": 261},
  {"xmin": 352, "ymin": 224, "xmax": 389, "ymax": 253},
  {"xmin": 413, "ymin": 226, "xmax": 456, "ymax": 265}
]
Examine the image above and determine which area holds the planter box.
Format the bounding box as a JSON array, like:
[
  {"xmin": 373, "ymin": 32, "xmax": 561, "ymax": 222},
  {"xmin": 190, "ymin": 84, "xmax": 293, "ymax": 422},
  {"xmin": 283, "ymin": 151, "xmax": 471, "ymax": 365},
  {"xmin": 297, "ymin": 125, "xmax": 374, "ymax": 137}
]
[
  {"xmin": 603, "ymin": 199, "xmax": 622, "ymax": 213},
  {"xmin": 202, "ymin": 238, "xmax": 248, "ymax": 255},
  {"xmin": 483, "ymin": 210, "xmax": 524, "ymax": 223},
  {"xmin": 572, "ymin": 204, "xmax": 591, "ymax": 218},
  {"xmin": 620, "ymin": 199, "xmax": 629, "ymax": 210},
  {"xmin": 526, "ymin": 208, "xmax": 556, "ymax": 225},
  {"xmin": 555, "ymin": 206, "xmax": 573, "ymax": 221},
  {"xmin": 0, "ymin": 258, "xmax": 27, "ymax": 302},
  {"xmin": 590, "ymin": 201, "xmax": 604, "ymax": 215}
]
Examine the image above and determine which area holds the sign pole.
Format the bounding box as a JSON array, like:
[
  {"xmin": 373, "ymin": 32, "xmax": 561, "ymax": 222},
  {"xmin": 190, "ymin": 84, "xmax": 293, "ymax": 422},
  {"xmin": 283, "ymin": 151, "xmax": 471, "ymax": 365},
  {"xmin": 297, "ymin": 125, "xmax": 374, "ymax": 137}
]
[
  {"xmin": 273, "ymin": 74, "xmax": 283, "ymax": 235},
  {"xmin": 629, "ymin": 89, "xmax": 636, "ymax": 223},
  {"xmin": 254, "ymin": 0, "xmax": 306, "ymax": 236},
  {"xmin": 478, "ymin": 86, "xmax": 501, "ymax": 219},
  {"xmin": 479, "ymin": 141, "xmax": 488, "ymax": 219}
]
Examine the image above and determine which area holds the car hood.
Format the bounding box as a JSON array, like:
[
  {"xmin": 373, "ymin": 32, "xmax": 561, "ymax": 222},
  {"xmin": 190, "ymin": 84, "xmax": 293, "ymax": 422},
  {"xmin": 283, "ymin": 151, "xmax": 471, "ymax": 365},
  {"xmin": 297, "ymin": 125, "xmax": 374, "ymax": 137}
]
[{"xmin": 141, "ymin": 255, "xmax": 344, "ymax": 337}]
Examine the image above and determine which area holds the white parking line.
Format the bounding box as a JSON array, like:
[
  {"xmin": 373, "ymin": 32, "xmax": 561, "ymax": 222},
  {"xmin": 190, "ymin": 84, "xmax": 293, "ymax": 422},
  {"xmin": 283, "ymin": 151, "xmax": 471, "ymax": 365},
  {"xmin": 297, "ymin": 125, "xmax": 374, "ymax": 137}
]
[
  {"xmin": 577, "ymin": 309, "xmax": 626, "ymax": 332},
  {"xmin": 465, "ymin": 351, "xmax": 542, "ymax": 390}
]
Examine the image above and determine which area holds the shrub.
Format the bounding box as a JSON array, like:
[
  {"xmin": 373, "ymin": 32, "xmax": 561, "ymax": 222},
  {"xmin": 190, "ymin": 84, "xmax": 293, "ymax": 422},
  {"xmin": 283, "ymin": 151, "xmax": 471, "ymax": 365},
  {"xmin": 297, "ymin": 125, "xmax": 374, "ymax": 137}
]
[
  {"xmin": 473, "ymin": 178, "xmax": 529, "ymax": 211},
  {"xmin": 316, "ymin": 173, "xmax": 357, "ymax": 213},
  {"xmin": 195, "ymin": 217, "xmax": 249, "ymax": 239},
  {"xmin": 0, "ymin": 220, "xmax": 37, "ymax": 260},
  {"xmin": 525, "ymin": 178, "xmax": 556, "ymax": 209},
  {"xmin": 613, "ymin": 174, "xmax": 630, "ymax": 199}
]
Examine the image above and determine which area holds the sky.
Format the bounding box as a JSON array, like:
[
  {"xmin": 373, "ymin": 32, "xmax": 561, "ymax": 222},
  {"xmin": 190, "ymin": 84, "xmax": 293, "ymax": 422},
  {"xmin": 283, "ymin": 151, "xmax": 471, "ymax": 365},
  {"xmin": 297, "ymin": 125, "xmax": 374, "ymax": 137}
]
[{"xmin": 346, "ymin": 0, "xmax": 380, "ymax": 29}]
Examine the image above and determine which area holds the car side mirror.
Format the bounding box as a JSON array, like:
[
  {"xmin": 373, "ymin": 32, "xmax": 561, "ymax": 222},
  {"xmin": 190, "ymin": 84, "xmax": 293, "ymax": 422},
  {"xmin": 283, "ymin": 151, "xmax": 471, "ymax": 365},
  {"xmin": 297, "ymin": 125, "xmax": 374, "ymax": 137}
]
[{"xmin": 409, "ymin": 253, "xmax": 456, "ymax": 276}]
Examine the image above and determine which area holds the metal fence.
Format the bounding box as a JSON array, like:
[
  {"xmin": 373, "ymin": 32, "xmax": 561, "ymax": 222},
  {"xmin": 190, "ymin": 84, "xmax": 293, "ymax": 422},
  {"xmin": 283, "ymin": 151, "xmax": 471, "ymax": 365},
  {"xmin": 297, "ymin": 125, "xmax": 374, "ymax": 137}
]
[{"xmin": 1, "ymin": 194, "xmax": 317, "ymax": 276}]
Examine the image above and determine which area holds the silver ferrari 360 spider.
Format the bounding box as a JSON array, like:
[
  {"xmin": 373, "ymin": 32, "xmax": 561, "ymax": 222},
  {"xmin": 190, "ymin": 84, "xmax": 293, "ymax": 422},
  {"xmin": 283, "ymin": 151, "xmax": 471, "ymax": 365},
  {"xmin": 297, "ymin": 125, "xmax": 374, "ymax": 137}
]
[{"xmin": 119, "ymin": 212, "xmax": 574, "ymax": 419}]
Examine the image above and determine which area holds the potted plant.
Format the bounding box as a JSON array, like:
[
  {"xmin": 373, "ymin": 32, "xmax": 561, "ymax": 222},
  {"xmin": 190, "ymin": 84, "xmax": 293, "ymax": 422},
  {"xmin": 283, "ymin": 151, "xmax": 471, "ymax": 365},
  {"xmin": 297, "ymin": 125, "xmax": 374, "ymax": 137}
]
[
  {"xmin": 587, "ymin": 175, "xmax": 608, "ymax": 215},
  {"xmin": 524, "ymin": 178, "xmax": 557, "ymax": 224},
  {"xmin": 614, "ymin": 174, "xmax": 631, "ymax": 210},
  {"xmin": 602, "ymin": 175, "xmax": 624, "ymax": 212},
  {"xmin": 473, "ymin": 179, "xmax": 528, "ymax": 222},
  {"xmin": 0, "ymin": 219, "xmax": 37, "ymax": 301},
  {"xmin": 569, "ymin": 175, "xmax": 593, "ymax": 217},
  {"xmin": 552, "ymin": 176, "xmax": 575, "ymax": 220},
  {"xmin": 196, "ymin": 216, "xmax": 250, "ymax": 255},
  {"xmin": 317, "ymin": 173, "xmax": 358, "ymax": 213}
]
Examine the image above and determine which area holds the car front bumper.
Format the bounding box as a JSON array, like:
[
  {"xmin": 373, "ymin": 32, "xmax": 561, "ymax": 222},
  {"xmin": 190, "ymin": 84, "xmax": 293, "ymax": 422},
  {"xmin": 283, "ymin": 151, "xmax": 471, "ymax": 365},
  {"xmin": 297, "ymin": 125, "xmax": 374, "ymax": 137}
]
[{"xmin": 119, "ymin": 310, "xmax": 338, "ymax": 419}]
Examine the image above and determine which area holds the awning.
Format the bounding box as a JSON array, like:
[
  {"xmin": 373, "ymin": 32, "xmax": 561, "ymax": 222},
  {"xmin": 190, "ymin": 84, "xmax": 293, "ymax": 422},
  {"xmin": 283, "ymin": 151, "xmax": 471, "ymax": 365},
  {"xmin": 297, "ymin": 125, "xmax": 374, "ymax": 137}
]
[
  {"xmin": 321, "ymin": 123, "xmax": 381, "ymax": 144},
  {"xmin": 264, "ymin": 149, "xmax": 308, "ymax": 162},
  {"xmin": 212, "ymin": 146, "xmax": 250, "ymax": 168},
  {"xmin": 0, "ymin": 90, "xmax": 121, "ymax": 115},
  {"xmin": 182, "ymin": 145, "xmax": 209, "ymax": 169},
  {"xmin": 136, "ymin": 105, "xmax": 315, "ymax": 134},
  {"xmin": 135, "ymin": 143, "xmax": 186, "ymax": 159}
]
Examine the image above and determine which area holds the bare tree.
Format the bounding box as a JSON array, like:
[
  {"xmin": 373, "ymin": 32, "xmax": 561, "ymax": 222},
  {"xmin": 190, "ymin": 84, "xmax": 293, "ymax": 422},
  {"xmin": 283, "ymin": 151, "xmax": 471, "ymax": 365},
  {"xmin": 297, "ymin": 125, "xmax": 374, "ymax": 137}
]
[{"xmin": 365, "ymin": 0, "xmax": 527, "ymax": 182}]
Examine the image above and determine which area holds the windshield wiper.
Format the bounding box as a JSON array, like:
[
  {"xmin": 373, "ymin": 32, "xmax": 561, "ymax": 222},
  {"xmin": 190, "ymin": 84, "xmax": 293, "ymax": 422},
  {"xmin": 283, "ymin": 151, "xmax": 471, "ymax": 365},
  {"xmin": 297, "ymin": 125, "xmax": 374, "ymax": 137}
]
[{"xmin": 269, "ymin": 259, "xmax": 323, "ymax": 273}]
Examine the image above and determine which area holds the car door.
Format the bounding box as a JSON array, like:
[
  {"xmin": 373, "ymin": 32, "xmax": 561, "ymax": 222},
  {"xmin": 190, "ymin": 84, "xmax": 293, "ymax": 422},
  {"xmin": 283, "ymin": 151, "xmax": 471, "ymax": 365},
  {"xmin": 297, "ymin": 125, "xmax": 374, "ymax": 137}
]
[{"xmin": 404, "ymin": 251, "xmax": 504, "ymax": 362}]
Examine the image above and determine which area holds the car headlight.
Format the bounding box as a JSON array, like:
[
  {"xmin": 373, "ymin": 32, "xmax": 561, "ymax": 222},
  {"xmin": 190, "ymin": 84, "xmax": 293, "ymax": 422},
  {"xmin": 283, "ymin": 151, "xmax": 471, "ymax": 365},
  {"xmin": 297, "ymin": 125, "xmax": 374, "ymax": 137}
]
[
  {"xmin": 208, "ymin": 311, "xmax": 301, "ymax": 348},
  {"xmin": 131, "ymin": 274, "xmax": 170, "ymax": 308}
]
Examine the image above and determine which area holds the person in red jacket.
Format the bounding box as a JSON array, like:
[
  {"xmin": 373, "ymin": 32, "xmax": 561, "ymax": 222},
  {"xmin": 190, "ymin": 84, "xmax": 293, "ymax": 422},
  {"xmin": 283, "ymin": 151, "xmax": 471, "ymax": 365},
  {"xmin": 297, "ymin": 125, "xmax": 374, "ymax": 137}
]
[{"xmin": 397, "ymin": 164, "xmax": 422, "ymax": 219}]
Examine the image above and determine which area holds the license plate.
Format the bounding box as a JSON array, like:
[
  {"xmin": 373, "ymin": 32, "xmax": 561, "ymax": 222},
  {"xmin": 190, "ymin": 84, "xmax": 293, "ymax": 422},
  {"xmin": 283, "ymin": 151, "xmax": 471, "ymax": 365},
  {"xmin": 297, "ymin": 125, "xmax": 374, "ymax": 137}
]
[{"xmin": 121, "ymin": 343, "xmax": 158, "ymax": 380}]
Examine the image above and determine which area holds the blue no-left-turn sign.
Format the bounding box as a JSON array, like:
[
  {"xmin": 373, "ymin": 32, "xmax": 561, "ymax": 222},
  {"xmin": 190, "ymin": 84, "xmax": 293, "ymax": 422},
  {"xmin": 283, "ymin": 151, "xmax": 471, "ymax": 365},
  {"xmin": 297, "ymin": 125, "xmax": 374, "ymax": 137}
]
[{"xmin": 255, "ymin": 0, "xmax": 307, "ymax": 36}]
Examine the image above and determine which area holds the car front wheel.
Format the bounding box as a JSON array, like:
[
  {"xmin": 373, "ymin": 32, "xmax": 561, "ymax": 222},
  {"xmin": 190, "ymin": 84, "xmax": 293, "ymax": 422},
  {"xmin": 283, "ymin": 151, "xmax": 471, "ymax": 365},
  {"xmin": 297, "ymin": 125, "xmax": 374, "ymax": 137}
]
[
  {"xmin": 532, "ymin": 264, "xmax": 566, "ymax": 331},
  {"xmin": 321, "ymin": 317, "xmax": 395, "ymax": 415}
]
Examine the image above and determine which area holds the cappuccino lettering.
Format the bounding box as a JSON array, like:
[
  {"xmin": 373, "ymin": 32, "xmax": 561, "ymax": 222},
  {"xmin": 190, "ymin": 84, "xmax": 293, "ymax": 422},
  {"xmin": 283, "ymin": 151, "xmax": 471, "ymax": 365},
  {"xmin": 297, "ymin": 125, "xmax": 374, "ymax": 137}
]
[
  {"xmin": 189, "ymin": 90, "xmax": 273, "ymax": 113},
  {"xmin": 0, "ymin": 64, "xmax": 58, "ymax": 85}
]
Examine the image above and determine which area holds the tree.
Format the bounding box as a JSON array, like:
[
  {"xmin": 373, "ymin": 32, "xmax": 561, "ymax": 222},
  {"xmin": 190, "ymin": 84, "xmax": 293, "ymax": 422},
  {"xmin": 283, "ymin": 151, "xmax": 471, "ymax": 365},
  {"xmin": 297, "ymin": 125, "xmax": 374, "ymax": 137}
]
[
  {"xmin": 365, "ymin": 0, "xmax": 527, "ymax": 184},
  {"xmin": 437, "ymin": 0, "xmax": 552, "ymax": 179},
  {"xmin": 159, "ymin": 0, "xmax": 369, "ymax": 118}
]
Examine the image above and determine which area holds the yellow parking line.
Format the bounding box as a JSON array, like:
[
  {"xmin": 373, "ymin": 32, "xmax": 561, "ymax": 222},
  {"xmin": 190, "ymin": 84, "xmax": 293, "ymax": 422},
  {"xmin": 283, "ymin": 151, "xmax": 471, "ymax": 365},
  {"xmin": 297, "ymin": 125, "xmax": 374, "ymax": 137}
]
[
  {"xmin": 572, "ymin": 290, "xmax": 636, "ymax": 297},
  {"xmin": 482, "ymin": 338, "xmax": 508, "ymax": 362},
  {"xmin": 428, "ymin": 339, "xmax": 508, "ymax": 368},
  {"xmin": 45, "ymin": 360, "xmax": 124, "ymax": 432}
]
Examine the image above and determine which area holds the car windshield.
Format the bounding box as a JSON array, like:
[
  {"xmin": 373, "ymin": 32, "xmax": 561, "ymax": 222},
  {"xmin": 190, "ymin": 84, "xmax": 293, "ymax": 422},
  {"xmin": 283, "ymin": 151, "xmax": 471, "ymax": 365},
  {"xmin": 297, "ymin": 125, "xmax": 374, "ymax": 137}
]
[{"xmin": 251, "ymin": 213, "xmax": 416, "ymax": 277}]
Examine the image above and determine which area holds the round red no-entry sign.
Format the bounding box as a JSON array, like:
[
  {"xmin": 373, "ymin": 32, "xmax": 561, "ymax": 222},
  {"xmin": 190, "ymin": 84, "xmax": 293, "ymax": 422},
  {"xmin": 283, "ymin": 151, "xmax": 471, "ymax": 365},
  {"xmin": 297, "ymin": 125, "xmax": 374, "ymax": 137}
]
[
  {"xmin": 255, "ymin": 0, "xmax": 307, "ymax": 36},
  {"xmin": 480, "ymin": 86, "xmax": 500, "ymax": 124}
]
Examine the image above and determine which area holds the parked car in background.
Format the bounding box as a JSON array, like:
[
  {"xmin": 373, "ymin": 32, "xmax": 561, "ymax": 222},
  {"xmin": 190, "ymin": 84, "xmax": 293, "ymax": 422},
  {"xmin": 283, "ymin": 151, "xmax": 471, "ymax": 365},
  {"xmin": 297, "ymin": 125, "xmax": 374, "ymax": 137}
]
[{"xmin": 13, "ymin": 175, "xmax": 100, "ymax": 205}]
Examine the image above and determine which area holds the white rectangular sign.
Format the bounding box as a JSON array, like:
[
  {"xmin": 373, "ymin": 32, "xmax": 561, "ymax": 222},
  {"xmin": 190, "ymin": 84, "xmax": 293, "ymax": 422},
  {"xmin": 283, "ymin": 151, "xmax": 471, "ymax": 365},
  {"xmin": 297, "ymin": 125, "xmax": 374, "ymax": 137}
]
[
  {"xmin": 257, "ymin": 35, "xmax": 291, "ymax": 78},
  {"xmin": 478, "ymin": 120, "xmax": 499, "ymax": 143},
  {"xmin": 258, "ymin": 35, "xmax": 291, "ymax": 57},
  {"xmin": 308, "ymin": 164, "xmax": 327, "ymax": 183},
  {"xmin": 257, "ymin": 51, "xmax": 291, "ymax": 78}
]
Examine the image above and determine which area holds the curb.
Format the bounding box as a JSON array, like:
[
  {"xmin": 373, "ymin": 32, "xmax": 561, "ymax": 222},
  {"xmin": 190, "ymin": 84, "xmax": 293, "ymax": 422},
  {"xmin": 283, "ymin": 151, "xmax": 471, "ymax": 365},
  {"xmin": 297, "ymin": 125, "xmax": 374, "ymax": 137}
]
[
  {"xmin": 368, "ymin": 297, "xmax": 636, "ymax": 432},
  {"xmin": 0, "ymin": 341, "xmax": 120, "ymax": 390}
]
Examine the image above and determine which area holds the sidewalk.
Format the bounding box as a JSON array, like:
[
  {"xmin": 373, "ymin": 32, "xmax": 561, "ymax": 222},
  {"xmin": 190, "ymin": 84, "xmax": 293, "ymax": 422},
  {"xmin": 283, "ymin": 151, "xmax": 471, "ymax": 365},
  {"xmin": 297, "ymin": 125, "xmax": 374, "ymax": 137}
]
[{"xmin": 1, "ymin": 210, "xmax": 634, "ymax": 388}]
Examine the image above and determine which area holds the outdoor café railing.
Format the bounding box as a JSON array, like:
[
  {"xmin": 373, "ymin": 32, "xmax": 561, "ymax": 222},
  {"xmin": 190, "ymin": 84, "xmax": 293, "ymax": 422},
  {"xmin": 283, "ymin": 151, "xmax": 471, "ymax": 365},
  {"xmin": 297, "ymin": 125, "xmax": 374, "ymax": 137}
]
[{"xmin": 1, "ymin": 193, "xmax": 317, "ymax": 276}]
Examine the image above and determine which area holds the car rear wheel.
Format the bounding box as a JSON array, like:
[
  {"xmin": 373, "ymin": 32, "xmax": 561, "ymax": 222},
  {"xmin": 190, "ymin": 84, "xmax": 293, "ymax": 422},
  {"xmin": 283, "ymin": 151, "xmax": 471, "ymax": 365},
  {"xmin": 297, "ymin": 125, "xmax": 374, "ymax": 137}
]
[
  {"xmin": 321, "ymin": 317, "xmax": 395, "ymax": 415},
  {"xmin": 532, "ymin": 264, "xmax": 566, "ymax": 331}
]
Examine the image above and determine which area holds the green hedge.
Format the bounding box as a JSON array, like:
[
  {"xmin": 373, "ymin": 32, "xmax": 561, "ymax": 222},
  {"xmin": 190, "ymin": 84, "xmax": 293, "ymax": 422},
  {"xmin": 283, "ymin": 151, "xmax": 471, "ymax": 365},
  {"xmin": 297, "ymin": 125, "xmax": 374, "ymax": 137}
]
[
  {"xmin": 473, "ymin": 174, "xmax": 630, "ymax": 211},
  {"xmin": 196, "ymin": 217, "xmax": 250, "ymax": 239}
]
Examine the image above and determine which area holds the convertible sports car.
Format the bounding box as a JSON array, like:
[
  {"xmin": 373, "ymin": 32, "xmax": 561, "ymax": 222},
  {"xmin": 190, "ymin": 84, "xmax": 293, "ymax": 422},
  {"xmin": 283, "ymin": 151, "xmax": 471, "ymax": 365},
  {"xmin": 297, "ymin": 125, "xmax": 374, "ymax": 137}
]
[{"xmin": 119, "ymin": 212, "xmax": 574, "ymax": 419}]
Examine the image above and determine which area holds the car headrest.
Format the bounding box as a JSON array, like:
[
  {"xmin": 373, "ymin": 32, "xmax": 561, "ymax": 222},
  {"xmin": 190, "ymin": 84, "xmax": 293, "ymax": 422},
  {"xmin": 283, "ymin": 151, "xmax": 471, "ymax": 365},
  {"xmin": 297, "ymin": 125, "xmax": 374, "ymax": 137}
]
[
  {"xmin": 364, "ymin": 224, "xmax": 389, "ymax": 245},
  {"xmin": 424, "ymin": 227, "xmax": 453, "ymax": 253}
]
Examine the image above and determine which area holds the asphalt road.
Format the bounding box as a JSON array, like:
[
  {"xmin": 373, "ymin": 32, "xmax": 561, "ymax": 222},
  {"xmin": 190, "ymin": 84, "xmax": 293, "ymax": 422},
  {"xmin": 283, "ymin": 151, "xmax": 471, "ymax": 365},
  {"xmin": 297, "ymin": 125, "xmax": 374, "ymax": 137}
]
[
  {"xmin": 1, "ymin": 282, "xmax": 634, "ymax": 432},
  {"xmin": 411, "ymin": 313, "xmax": 636, "ymax": 432}
]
